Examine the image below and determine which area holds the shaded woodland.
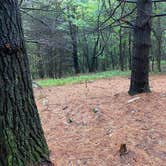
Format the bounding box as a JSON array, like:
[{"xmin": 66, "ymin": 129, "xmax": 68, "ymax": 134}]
[
  {"xmin": 21, "ymin": 0, "xmax": 166, "ymax": 79},
  {"xmin": 0, "ymin": 0, "xmax": 166, "ymax": 165}
]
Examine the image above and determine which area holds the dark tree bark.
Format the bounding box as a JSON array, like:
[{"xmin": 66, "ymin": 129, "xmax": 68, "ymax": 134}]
[
  {"xmin": 128, "ymin": 31, "xmax": 132, "ymax": 70},
  {"xmin": 151, "ymin": 56, "xmax": 155, "ymax": 72},
  {"xmin": 37, "ymin": 44, "xmax": 45, "ymax": 78},
  {"xmin": 129, "ymin": 0, "xmax": 152, "ymax": 95},
  {"xmin": 112, "ymin": 49, "xmax": 117, "ymax": 70},
  {"xmin": 58, "ymin": 50, "xmax": 63, "ymax": 78},
  {"xmin": 119, "ymin": 27, "xmax": 124, "ymax": 71},
  {"xmin": 69, "ymin": 22, "xmax": 80, "ymax": 74},
  {"xmin": 89, "ymin": 32, "xmax": 102, "ymax": 72},
  {"xmin": 45, "ymin": 47, "xmax": 57, "ymax": 78},
  {"xmin": 82, "ymin": 31, "xmax": 91, "ymax": 72},
  {"xmin": 153, "ymin": 17, "xmax": 162, "ymax": 72},
  {"xmin": 111, "ymin": 52, "xmax": 115, "ymax": 70},
  {"xmin": 0, "ymin": 1, "xmax": 51, "ymax": 165},
  {"xmin": 156, "ymin": 39, "xmax": 162, "ymax": 72},
  {"xmin": 123, "ymin": 40, "xmax": 127, "ymax": 70},
  {"xmin": 68, "ymin": 6, "xmax": 80, "ymax": 74}
]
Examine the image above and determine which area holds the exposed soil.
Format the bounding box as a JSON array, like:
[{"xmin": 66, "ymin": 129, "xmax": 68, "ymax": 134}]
[{"xmin": 34, "ymin": 75, "xmax": 166, "ymax": 166}]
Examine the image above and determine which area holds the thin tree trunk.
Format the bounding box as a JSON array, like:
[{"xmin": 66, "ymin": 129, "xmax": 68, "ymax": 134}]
[
  {"xmin": 111, "ymin": 54, "xmax": 115, "ymax": 70},
  {"xmin": 0, "ymin": 1, "xmax": 51, "ymax": 165},
  {"xmin": 119, "ymin": 27, "xmax": 124, "ymax": 71},
  {"xmin": 82, "ymin": 31, "xmax": 91, "ymax": 72},
  {"xmin": 68, "ymin": 6, "xmax": 80, "ymax": 74},
  {"xmin": 37, "ymin": 44, "xmax": 45, "ymax": 78},
  {"xmin": 58, "ymin": 49, "xmax": 63, "ymax": 78},
  {"xmin": 123, "ymin": 40, "xmax": 127, "ymax": 70},
  {"xmin": 156, "ymin": 39, "xmax": 162, "ymax": 72},
  {"xmin": 152, "ymin": 56, "xmax": 155, "ymax": 72},
  {"xmin": 47, "ymin": 49, "xmax": 53, "ymax": 78},
  {"xmin": 155, "ymin": 17, "xmax": 162, "ymax": 72},
  {"xmin": 69, "ymin": 23, "xmax": 80, "ymax": 74},
  {"xmin": 129, "ymin": 0, "xmax": 152, "ymax": 95},
  {"xmin": 128, "ymin": 31, "xmax": 132, "ymax": 70},
  {"xmin": 90, "ymin": 32, "xmax": 100, "ymax": 72}
]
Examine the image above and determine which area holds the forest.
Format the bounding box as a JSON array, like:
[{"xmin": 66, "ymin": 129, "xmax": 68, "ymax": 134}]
[
  {"xmin": 21, "ymin": 0, "xmax": 166, "ymax": 78},
  {"xmin": 0, "ymin": 0, "xmax": 166, "ymax": 165}
]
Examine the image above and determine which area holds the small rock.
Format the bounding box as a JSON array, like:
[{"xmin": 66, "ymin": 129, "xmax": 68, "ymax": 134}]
[
  {"xmin": 161, "ymin": 93, "xmax": 166, "ymax": 98},
  {"xmin": 67, "ymin": 118, "xmax": 73, "ymax": 123},
  {"xmin": 42, "ymin": 98, "xmax": 49, "ymax": 106},
  {"xmin": 131, "ymin": 109, "xmax": 140, "ymax": 113},
  {"xmin": 92, "ymin": 108, "xmax": 99, "ymax": 113},
  {"xmin": 106, "ymin": 129, "xmax": 113, "ymax": 138}
]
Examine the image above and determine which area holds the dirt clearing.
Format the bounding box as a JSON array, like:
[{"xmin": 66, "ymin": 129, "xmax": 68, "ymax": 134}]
[{"xmin": 35, "ymin": 75, "xmax": 166, "ymax": 166}]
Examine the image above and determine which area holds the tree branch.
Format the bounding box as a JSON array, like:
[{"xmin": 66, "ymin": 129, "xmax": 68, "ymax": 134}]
[
  {"xmin": 21, "ymin": 7, "xmax": 65, "ymax": 13},
  {"xmin": 20, "ymin": 9, "xmax": 52, "ymax": 31},
  {"xmin": 19, "ymin": 0, "xmax": 24, "ymax": 7},
  {"xmin": 118, "ymin": 0, "xmax": 166, "ymax": 3},
  {"xmin": 152, "ymin": 13, "xmax": 166, "ymax": 17},
  {"xmin": 21, "ymin": 7, "xmax": 56, "ymax": 12}
]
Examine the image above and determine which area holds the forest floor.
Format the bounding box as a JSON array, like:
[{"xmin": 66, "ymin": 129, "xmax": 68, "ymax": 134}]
[{"xmin": 34, "ymin": 75, "xmax": 166, "ymax": 166}]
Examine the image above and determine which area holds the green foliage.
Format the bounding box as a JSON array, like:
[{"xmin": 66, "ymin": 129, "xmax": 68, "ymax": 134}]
[
  {"xmin": 37, "ymin": 70, "xmax": 130, "ymax": 87},
  {"xmin": 23, "ymin": 0, "xmax": 166, "ymax": 79}
]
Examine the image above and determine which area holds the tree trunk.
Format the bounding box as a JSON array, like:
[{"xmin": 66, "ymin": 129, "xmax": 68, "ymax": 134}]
[
  {"xmin": 0, "ymin": 1, "xmax": 51, "ymax": 165},
  {"xmin": 58, "ymin": 50, "xmax": 63, "ymax": 78},
  {"xmin": 69, "ymin": 23, "xmax": 80, "ymax": 74},
  {"xmin": 156, "ymin": 39, "xmax": 162, "ymax": 72},
  {"xmin": 89, "ymin": 33, "xmax": 100, "ymax": 72},
  {"xmin": 46, "ymin": 47, "xmax": 56, "ymax": 78},
  {"xmin": 82, "ymin": 31, "xmax": 91, "ymax": 72},
  {"xmin": 151, "ymin": 56, "xmax": 155, "ymax": 72},
  {"xmin": 123, "ymin": 40, "xmax": 127, "ymax": 70},
  {"xmin": 128, "ymin": 31, "xmax": 132, "ymax": 70},
  {"xmin": 37, "ymin": 44, "xmax": 45, "ymax": 78},
  {"xmin": 129, "ymin": 0, "xmax": 152, "ymax": 95},
  {"xmin": 119, "ymin": 27, "xmax": 124, "ymax": 71},
  {"xmin": 90, "ymin": 56, "xmax": 98, "ymax": 72},
  {"xmin": 68, "ymin": 6, "xmax": 80, "ymax": 74},
  {"xmin": 111, "ymin": 53, "xmax": 115, "ymax": 70},
  {"xmin": 155, "ymin": 17, "xmax": 162, "ymax": 72}
]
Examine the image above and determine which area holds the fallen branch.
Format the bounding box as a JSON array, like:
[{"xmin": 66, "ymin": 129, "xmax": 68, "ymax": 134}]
[{"xmin": 127, "ymin": 97, "xmax": 140, "ymax": 103}]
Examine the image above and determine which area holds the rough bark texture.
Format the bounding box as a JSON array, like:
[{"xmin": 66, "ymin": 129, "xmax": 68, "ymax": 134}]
[
  {"xmin": 68, "ymin": 6, "xmax": 80, "ymax": 74},
  {"xmin": 69, "ymin": 22, "xmax": 80, "ymax": 74},
  {"xmin": 0, "ymin": 1, "xmax": 50, "ymax": 165},
  {"xmin": 129, "ymin": 0, "xmax": 152, "ymax": 95},
  {"xmin": 89, "ymin": 33, "xmax": 100, "ymax": 72}
]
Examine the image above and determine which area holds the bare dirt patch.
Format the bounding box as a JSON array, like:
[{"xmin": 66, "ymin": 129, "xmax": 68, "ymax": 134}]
[{"xmin": 34, "ymin": 75, "xmax": 166, "ymax": 166}]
